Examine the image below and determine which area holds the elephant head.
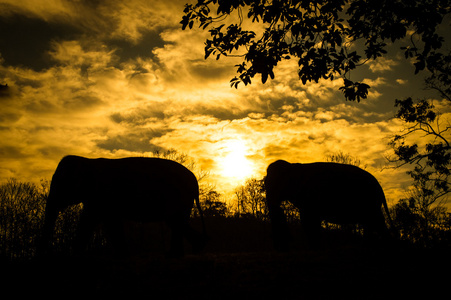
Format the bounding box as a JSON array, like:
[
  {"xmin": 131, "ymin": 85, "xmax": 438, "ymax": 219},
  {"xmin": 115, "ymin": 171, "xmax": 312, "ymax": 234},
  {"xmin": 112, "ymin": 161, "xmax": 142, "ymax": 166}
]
[
  {"xmin": 39, "ymin": 155, "xmax": 207, "ymax": 257},
  {"xmin": 265, "ymin": 160, "xmax": 393, "ymax": 250}
]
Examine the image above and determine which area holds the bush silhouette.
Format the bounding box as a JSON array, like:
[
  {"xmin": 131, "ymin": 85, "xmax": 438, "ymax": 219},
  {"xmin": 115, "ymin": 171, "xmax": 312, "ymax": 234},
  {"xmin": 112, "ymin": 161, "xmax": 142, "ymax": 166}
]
[{"xmin": 0, "ymin": 179, "xmax": 46, "ymax": 260}]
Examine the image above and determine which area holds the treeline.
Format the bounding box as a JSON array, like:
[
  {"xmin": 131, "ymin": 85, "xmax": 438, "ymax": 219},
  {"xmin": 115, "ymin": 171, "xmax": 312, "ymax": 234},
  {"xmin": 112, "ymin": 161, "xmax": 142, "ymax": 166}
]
[
  {"xmin": 1, "ymin": 175, "xmax": 451, "ymax": 261},
  {"xmin": 0, "ymin": 178, "xmax": 47, "ymax": 260},
  {"xmin": 1, "ymin": 150, "xmax": 451, "ymax": 261},
  {"xmin": 0, "ymin": 178, "xmax": 90, "ymax": 260}
]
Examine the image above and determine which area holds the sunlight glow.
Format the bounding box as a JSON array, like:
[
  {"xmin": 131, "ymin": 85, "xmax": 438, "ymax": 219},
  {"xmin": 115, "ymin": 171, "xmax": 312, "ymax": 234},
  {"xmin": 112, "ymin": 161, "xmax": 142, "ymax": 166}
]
[{"xmin": 219, "ymin": 139, "xmax": 254, "ymax": 182}]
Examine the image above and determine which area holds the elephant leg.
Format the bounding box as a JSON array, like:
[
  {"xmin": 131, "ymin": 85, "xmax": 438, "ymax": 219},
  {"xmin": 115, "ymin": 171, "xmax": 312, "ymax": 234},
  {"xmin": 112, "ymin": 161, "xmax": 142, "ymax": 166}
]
[
  {"xmin": 73, "ymin": 207, "xmax": 98, "ymax": 255},
  {"xmin": 267, "ymin": 202, "xmax": 291, "ymax": 251},
  {"xmin": 301, "ymin": 215, "xmax": 322, "ymax": 249},
  {"xmin": 103, "ymin": 218, "xmax": 129, "ymax": 257},
  {"xmin": 167, "ymin": 206, "xmax": 207, "ymax": 257},
  {"xmin": 167, "ymin": 212, "xmax": 207, "ymax": 256},
  {"xmin": 183, "ymin": 223, "xmax": 207, "ymax": 254},
  {"xmin": 37, "ymin": 208, "xmax": 59, "ymax": 256},
  {"xmin": 168, "ymin": 222, "xmax": 185, "ymax": 258},
  {"xmin": 363, "ymin": 213, "xmax": 390, "ymax": 241}
]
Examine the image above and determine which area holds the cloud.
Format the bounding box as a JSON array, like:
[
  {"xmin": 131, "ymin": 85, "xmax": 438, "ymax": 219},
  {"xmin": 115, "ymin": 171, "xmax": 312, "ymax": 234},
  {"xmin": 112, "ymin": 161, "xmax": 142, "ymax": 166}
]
[
  {"xmin": 0, "ymin": 0, "xmax": 83, "ymax": 22},
  {"xmin": 368, "ymin": 57, "xmax": 398, "ymax": 73},
  {"xmin": 0, "ymin": 0, "xmax": 188, "ymax": 72},
  {"xmin": 96, "ymin": 130, "xmax": 170, "ymax": 153},
  {"xmin": 0, "ymin": 0, "xmax": 426, "ymax": 202},
  {"xmin": 0, "ymin": 0, "xmax": 184, "ymax": 39},
  {"xmin": 49, "ymin": 40, "xmax": 116, "ymax": 69},
  {"xmin": 0, "ymin": 14, "xmax": 81, "ymax": 70},
  {"xmin": 103, "ymin": 0, "xmax": 186, "ymax": 41}
]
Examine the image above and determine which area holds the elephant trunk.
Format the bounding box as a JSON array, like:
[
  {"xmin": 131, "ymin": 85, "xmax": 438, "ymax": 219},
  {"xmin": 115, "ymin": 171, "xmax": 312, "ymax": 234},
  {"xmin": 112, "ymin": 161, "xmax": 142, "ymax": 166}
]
[
  {"xmin": 37, "ymin": 196, "xmax": 60, "ymax": 257},
  {"xmin": 266, "ymin": 197, "xmax": 291, "ymax": 251}
]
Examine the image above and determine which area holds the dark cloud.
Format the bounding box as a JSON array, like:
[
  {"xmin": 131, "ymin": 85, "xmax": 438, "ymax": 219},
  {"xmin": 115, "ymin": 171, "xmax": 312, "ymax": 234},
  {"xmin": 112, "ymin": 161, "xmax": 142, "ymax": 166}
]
[
  {"xmin": 189, "ymin": 61, "xmax": 232, "ymax": 81},
  {"xmin": 0, "ymin": 111, "xmax": 21, "ymax": 123},
  {"xmin": 110, "ymin": 102, "xmax": 169, "ymax": 125},
  {"xmin": 182, "ymin": 103, "xmax": 254, "ymax": 120},
  {"xmin": 110, "ymin": 99, "xmax": 257, "ymax": 123},
  {"xmin": 0, "ymin": 2, "xmax": 174, "ymax": 71},
  {"xmin": 0, "ymin": 14, "xmax": 82, "ymax": 71},
  {"xmin": 263, "ymin": 144, "xmax": 291, "ymax": 159},
  {"xmin": 96, "ymin": 128, "xmax": 172, "ymax": 152},
  {"xmin": 36, "ymin": 145, "xmax": 74, "ymax": 158},
  {"xmin": 62, "ymin": 95, "xmax": 104, "ymax": 110},
  {"xmin": 108, "ymin": 30, "xmax": 166, "ymax": 63},
  {"xmin": 23, "ymin": 99, "xmax": 57, "ymax": 114},
  {"xmin": 0, "ymin": 144, "xmax": 27, "ymax": 158},
  {"xmin": 0, "ymin": 83, "xmax": 10, "ymax": 97}
]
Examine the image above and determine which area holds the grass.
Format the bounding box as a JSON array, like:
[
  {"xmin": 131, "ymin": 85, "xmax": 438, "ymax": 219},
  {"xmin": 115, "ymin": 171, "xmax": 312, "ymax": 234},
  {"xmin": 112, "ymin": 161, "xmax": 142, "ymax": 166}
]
[{"xmin": 3, "ymin": 240, "xmax": 450, "ymax": 298}]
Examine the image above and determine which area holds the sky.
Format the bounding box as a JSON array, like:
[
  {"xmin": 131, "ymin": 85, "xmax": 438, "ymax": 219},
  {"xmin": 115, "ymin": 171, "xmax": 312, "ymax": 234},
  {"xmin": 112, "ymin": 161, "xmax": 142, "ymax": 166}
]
[{"xmin": 0, "ymin": 0, "xmax": 449, "ymax": 204}]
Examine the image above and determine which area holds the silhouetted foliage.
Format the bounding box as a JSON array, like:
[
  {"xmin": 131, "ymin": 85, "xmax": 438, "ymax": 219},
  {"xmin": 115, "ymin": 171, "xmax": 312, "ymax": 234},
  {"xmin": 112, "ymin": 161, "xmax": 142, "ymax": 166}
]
[
  {"xmin": 424, "ymin": 50, "xmax": 451, "ymax": 103},
  {"xmin": 182, "ymin": 0, "xmax": 450, "ymax": 101},
  {"xmin": 325, "ymin": 151, "xmax": 366, "ymax": 169},
  {"xmin": 232, "ymin": 177, "xmax": 303, "ymax": 226},
  {"xmin": 279, "ymin": 200, "xmax": 300, "ymax": 224},
  {"xmin": 234, "ymin": 177, "xmax": 267, "ymax": 219},
  {"xmin": 0, "ymin": 178, "xmax": 103, "ymax": 259},
  {"xmin": 202, "ymin": 189, "xmax": 229, "ymax": 217},
  {"xmin": 387, "ymin": 85, "xmax": 451, "ymax": 247},
  {"xmin": 388, "ymin": 98, "xmax": 450, "ymax": 205},
  {"xmin": 391, "ymin": 186, "xmax": 451, "ymax": 247},
  {"xmin": 0, "ymin": 179, "xmax": 47, "ymax": 260},
  {"xmin": 51, "ymin": 203, "xmax": 92, "ymax": 254}
]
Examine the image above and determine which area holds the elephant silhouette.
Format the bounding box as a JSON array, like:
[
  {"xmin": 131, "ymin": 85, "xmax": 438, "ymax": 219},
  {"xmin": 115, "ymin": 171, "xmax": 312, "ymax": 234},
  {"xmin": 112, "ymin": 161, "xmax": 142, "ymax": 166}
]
[
  {"xmin": 265, "ymin": 160, "xmax": 394, "ymax": 250},
  {"xmin": 39, "ymin": 155, "xmax": 207, "ymax": 257}
]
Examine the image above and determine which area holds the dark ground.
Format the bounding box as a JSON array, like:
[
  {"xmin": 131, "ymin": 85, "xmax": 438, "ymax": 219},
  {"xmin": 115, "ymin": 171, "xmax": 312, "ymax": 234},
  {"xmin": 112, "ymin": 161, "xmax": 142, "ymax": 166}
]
[{"xmin": 2, "ymin": 218, "xmax": 450, "ymax": 299}]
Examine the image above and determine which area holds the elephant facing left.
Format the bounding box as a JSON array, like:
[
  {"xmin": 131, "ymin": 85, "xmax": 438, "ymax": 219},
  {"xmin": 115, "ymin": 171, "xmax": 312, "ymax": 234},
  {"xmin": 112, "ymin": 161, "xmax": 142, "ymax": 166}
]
[{"xmin": 38, "ymin": 155, "xmax": 207, "ymax": 258}]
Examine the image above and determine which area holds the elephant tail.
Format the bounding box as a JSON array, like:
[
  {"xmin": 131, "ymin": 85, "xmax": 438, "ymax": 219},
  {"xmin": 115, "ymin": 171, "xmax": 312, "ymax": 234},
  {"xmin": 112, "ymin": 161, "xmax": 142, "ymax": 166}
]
[
  {"xmin": 383, "ymin": 199, "xmax": 392, "ymax": 226},
  {"xmin": 195, "ymin": 194, "xmax": 207, "ymax": 239},
  {"xmin": 382, "ymin": 196, "xmax": 398, "ymax": 237}
]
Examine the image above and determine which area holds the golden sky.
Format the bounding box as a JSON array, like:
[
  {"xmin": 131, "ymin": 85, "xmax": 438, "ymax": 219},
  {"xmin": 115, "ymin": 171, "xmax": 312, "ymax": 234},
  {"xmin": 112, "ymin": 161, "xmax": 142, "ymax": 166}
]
[{"xmin": 0, "ymin": 0, "xmax": 449, "ymax": 203}]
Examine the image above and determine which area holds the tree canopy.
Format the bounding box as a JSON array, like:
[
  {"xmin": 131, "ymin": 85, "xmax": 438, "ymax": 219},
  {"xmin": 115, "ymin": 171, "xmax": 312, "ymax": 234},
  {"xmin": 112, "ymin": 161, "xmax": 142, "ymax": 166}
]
[
  {"xmin": 181, "ymin": 0, "xmax": 450, "ymax": 101},
  {"xmin": 389, "ymin": 98, "xmax": 450, "ymax": 200}
]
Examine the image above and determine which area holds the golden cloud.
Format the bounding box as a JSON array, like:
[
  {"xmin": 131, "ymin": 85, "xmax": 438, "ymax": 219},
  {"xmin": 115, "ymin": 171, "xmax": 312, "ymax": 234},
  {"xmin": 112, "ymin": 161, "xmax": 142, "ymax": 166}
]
[{"xmin": 0, "ymin": 0, "xmax": 431, "ymax": 203}]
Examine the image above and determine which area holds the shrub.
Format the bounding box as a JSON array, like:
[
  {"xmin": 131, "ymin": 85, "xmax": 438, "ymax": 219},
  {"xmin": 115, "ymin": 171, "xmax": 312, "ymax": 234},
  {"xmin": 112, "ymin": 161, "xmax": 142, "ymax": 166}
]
[{"xmin": 0, "ymin": 178, "xmax": 47, "ymax": 260}]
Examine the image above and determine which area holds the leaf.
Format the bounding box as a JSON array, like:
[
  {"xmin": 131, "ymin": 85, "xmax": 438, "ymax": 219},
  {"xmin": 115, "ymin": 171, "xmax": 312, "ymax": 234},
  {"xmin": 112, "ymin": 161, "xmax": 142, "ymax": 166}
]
[
  {"xmin": 414, "ymin": 57, "xmax": 426, "ymax": 74},
  {"xmin": 261, "ymin": 71, "xmax": 268, "ymax": 83},
  {"xmin": 230, "ymin": 77, "xmax": 240, "ymax": 89},
  {"xmin": 205, "ymin": 48, "xmax": 214, "ymax": 59},
  {"xmin": 269, "ymin": 69, "xmax": 274, "ymax": 80},
  {"xmin": 180, "ymin": 16, "xmax": 189, "ymax": 30}
]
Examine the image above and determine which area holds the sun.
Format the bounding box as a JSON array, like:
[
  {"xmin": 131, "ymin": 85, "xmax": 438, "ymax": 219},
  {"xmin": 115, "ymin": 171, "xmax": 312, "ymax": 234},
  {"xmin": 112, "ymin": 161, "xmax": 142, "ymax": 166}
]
[{"xmin": 219, "ymin": 139, "xmax": 254, "ymax": 182}]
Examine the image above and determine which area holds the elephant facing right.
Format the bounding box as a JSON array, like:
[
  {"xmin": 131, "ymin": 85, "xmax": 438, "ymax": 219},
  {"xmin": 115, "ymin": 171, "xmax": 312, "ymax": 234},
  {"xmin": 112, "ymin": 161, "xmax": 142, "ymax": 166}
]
[{"xmin": 265, "ymin": 160, "xmax": 395, "ymax": 250}]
